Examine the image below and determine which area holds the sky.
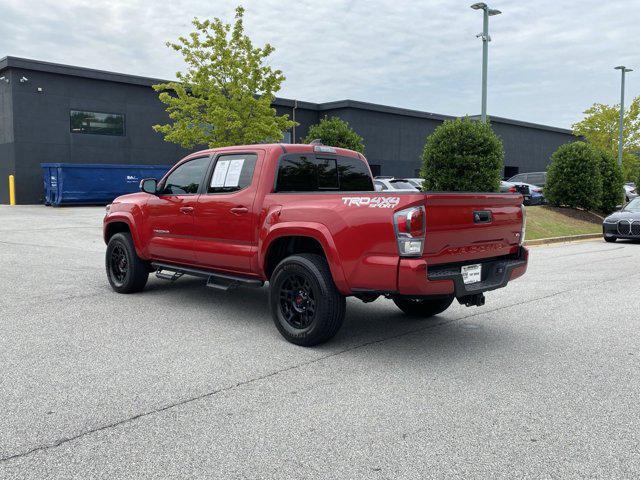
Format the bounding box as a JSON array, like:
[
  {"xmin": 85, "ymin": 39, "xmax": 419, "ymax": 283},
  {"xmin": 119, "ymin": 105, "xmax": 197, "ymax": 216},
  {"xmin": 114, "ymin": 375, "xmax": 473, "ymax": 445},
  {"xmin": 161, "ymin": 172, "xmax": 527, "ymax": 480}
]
[{"xmin": 1, "ymin": 0, "xmax": 638, "ymax": 129}]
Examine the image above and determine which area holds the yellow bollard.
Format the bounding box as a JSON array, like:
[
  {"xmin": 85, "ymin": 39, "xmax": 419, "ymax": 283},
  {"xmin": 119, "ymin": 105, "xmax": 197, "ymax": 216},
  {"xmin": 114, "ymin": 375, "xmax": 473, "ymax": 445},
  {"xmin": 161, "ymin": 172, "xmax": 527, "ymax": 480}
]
[{"xmin": 9, "ymin": 175, "xmax": 15, "ymax": 205}]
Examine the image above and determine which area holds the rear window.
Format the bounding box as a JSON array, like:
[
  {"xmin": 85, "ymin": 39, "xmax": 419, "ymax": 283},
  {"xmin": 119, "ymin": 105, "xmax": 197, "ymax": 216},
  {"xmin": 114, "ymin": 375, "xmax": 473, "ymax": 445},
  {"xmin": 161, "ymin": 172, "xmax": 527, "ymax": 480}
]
[
  {"xmin": 389, "ymin": 180, "xmax": 416, "ymax": 190},
  {"xmin": 528, "ymin": 173, "xmax": 546, "ymax": 185},
  {"xmin": 276, "ymin": 154, "xmax": 373, "ymax": 192}
]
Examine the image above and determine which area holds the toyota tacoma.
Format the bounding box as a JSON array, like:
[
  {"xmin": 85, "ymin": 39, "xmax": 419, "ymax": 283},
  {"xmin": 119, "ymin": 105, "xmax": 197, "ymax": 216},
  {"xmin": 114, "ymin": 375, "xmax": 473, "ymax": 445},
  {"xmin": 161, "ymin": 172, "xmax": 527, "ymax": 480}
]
[{"xmin": 104, "ymin": 143, "xmax": 528, "ymax": 346}]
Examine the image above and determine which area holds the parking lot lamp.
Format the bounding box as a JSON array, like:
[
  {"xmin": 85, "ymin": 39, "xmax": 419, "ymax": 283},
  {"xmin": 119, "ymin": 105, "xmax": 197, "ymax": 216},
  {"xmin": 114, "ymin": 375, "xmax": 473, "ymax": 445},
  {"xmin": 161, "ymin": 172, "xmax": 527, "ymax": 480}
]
[
  {"xmin": 614, "ymin": 66, "xmax": 633, "ymax": 167},
  {"xmin": 471, "ymin": 3, "xmax": 501, "ymax": 123}
]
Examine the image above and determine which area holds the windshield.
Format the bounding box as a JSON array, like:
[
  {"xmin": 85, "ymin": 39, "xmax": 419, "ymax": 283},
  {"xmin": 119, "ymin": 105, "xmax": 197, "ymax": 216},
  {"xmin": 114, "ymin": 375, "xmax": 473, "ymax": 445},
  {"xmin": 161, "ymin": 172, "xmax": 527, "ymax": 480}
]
[{"xmin": 624, "ymin": 198, "xmax": 640, "ymax": 212}]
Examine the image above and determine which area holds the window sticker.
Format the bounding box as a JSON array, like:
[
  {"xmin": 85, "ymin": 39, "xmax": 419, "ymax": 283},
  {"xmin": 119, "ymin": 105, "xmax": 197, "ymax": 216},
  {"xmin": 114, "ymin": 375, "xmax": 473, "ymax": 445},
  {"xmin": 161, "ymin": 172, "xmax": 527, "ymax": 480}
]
[
  {"xmin": 224, "ymin": 159, "xmax": 245, "ymax": 187},
  {"xmin": 211, "ymin": 160, "xmax": 230, "ymax": 188}
]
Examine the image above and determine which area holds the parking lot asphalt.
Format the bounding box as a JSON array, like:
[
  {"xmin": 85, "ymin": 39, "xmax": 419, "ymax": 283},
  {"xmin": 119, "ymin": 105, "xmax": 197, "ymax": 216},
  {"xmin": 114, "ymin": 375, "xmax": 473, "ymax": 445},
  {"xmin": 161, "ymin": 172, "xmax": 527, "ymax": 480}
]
[{"xmin": 1, "ymin": 205, "xmax": 639, "ymax": 479}]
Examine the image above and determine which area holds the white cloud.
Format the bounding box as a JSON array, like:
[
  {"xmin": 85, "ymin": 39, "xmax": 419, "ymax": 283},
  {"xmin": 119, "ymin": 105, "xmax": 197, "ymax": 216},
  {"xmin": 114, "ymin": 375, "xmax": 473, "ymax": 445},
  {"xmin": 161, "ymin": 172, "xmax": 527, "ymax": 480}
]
[{"xmin": 1, "ymin": 0, "xmax": 638, "ymax": 128}]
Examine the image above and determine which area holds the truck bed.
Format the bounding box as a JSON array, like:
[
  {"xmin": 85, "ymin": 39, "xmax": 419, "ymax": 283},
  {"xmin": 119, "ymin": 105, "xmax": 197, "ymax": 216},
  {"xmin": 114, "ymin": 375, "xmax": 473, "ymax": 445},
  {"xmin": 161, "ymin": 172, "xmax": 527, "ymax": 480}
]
[{"xmin": 263, "ymin": 191, "xmax": 524, "ymax": 294}]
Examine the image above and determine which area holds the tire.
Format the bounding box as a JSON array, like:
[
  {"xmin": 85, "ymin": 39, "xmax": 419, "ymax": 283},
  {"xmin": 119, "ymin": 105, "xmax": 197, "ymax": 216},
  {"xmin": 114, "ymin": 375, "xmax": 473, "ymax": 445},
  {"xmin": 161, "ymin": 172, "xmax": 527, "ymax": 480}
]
[
  {"xmin": 393, "ymin": 295, "xmax": 454, "ymax": 317},
  {"xmin": 269, "ymin": 254, "xmax": 346, "ymax": 346},
  {"xmin": 106, "ymin": 232, "xmax": 149, "ymax": 293},
  {"xmin": 604, "ymin": 236, "xmax": 617, "ymax": 243}
]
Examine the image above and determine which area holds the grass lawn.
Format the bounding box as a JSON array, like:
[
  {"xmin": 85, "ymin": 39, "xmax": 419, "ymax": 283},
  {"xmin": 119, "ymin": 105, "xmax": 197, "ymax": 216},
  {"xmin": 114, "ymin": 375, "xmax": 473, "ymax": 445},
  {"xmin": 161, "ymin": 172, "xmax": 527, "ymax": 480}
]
[{"xmin": 525, "ymin": 206, "xmax": 603, "ymax": 240}]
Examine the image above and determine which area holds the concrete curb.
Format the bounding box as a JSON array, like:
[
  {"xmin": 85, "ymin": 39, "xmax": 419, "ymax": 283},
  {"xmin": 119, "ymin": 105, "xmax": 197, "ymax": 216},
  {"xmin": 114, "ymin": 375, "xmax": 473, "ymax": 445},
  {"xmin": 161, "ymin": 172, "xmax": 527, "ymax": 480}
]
[{"xmin": 525, "ymin": 233, "xmax": 602, "ymax": 246}]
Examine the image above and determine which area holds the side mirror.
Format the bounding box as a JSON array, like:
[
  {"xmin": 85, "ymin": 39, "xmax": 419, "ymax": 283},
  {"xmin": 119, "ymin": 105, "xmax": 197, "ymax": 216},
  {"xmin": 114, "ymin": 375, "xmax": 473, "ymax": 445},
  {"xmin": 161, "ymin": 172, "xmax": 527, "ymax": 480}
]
[{"xmin": 140, "ymin": 178, "xmax": 158, "ymax": 194}]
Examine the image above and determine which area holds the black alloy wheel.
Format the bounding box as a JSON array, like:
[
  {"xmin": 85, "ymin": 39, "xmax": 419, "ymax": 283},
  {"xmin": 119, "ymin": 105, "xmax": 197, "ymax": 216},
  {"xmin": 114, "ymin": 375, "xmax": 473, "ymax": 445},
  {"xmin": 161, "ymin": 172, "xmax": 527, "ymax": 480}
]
[
  {"xmin": 269, "ymin": 254, "xmax": 345, "ymax": 346},
  {"xmin": 279, "ymin": 273, "xmax": 317, "ymax": 329},
  {"xmin": 105, "ymin": 232, "xmax": 149, "ymax": 294},
  {"xmin": 109, "ymin": 244, "xmax": 128, "ymax": 287}
]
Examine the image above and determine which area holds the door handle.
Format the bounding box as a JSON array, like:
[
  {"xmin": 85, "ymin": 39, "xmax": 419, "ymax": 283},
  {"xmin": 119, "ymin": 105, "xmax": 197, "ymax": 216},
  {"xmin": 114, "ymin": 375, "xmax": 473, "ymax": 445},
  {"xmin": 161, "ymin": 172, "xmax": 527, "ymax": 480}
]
[
  {"xmin": 180, "ymin": 206, "xmax": 194, "ymax": 214},
  {"xmin": 473, "ymin": 210, "xmax": 492, "ymax": 223},
  {"xmin": 230, "ymin": 206, "xmax": 249, "ymax": 215}
]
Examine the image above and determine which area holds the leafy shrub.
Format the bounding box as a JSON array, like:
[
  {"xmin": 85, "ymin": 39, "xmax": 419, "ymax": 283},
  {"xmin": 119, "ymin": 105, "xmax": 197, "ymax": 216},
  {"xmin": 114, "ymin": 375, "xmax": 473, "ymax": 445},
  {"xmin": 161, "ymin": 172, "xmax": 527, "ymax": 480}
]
[
  {"xmin": 596, "ymin": 149, "xmax": 624, "ymax": 213},
  {"xmin": 545, "ymin": 142, "xmax": 602, "ymax": 210},
  {"xmin": 303, "ymin": 116, "xmax": 364, "ymax": 153},
  {"xmin": 622, "ymin": 152, "xmax": 640, "ymax": 183},
  {"xmin": 420, "ymin": 118, "xmax": 503, "ymax": 192}
]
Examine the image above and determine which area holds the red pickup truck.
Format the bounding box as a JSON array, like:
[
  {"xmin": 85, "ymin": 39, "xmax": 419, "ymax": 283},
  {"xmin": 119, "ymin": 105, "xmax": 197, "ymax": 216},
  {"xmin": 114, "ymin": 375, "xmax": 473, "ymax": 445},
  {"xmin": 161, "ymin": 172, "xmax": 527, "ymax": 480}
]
[{"xmin": 104, "ymin": 143, "xmax": 528, "ymax": 346}]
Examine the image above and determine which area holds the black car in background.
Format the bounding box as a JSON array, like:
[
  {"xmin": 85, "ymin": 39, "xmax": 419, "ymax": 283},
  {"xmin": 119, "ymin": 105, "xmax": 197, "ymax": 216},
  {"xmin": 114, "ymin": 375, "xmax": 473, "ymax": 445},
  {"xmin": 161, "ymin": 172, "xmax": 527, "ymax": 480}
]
[{"xmin": 603, "ymin": 197, "xmax": 640, "ymax": 242}]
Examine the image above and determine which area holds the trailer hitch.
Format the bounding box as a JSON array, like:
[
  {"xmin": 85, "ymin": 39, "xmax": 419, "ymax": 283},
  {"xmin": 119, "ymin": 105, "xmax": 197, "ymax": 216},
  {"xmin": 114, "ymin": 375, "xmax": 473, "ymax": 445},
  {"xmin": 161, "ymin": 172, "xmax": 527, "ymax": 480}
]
[{"xmin": 458, "ymin": 293, "xmax": 485, "ymax": 307}]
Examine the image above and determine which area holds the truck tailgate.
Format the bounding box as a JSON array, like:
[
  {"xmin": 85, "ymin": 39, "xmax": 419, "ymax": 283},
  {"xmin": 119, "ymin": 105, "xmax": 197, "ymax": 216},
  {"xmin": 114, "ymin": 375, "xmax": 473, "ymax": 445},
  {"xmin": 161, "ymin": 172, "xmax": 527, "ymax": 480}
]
[{"xmin": 422, "ymin": 193, "xmax": 523, "ymax": 265}]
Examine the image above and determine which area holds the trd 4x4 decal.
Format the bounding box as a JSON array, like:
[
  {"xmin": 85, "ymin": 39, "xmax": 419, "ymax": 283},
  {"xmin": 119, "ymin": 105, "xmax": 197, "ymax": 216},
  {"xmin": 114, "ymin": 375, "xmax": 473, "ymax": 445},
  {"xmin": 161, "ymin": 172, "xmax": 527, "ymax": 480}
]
[{"xmin": 342, "ymin": 196, "xmax": 400, "ymax": 208}]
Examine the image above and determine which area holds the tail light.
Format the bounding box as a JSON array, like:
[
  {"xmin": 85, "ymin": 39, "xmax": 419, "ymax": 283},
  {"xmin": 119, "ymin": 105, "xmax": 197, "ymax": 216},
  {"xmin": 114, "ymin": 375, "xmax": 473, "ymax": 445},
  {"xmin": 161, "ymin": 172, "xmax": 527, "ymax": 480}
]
[
  {"xmin": 508, "ymin": 186, "xmax": 517, "ymax": 193},
  {"xmin": 394, "ymin": 206, "xmax": 426, "ymax": 257},
  {"xmin": 520, "ymin": 204, "xmax": 526, "ymax": 245}
]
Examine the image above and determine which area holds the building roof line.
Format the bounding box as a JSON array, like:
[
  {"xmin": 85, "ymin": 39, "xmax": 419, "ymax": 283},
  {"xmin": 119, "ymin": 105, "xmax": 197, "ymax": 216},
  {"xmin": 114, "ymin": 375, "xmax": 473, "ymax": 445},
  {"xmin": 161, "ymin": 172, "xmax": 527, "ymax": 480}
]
[
  {"xmin": 317, "ymin": 99, "xmax": 457, "ymax": 122},
  {"xmin": 0, "ymin": 55, "xmax": 167, "ymax": 87},
  {"xmin": 467, "ymin": 114, "xmax": 574, "ymax": 135},
  {"xmin": 0, "ymin": 55, "xmax": 573, "ymax": 134}
]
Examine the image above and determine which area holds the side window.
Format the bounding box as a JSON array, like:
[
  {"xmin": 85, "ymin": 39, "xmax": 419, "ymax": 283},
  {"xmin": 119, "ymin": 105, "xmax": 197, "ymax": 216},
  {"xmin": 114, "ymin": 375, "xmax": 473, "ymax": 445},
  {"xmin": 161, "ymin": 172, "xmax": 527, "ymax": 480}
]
[
  {"xmin": 337, "ymin": 157, "xmax": 374, "ymax": 191},
  {"xmin": 529, "ymin": 173, "xmax": 545, "ymax": 185},
  {"xmin": 161, "ymin": 157, "xmax": 210, "ymax": 195},
  {"xmin": 276, "ymin": 155, "xmax": 318, "ymax": 191},
  {"xmin": 208, "ymin": 153, "xmax": 258, "ymax": 194}
]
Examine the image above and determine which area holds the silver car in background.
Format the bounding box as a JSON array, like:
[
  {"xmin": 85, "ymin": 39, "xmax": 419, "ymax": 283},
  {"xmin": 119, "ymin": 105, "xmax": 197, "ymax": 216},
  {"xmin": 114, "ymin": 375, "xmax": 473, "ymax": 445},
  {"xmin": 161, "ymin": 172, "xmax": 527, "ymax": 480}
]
[
  {"xmin": 373, "ymin": 177, "xmax": 420, "ymax": 192},
  {"xmin": 624, "ymin": 182, "xmax": 638, "ymax": 203}
]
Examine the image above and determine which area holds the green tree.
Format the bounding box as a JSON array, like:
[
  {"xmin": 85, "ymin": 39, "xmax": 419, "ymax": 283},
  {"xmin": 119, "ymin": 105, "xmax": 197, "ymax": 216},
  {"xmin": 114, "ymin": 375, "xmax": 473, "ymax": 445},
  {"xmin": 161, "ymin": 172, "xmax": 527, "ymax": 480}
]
[
  {"xmin": 303, "ymin": 116, "xmax": 364, "ymax": 153},
  {"xmin": 420, "ymin": 118, "xmax": 503, "ymax": 192},
  {"xmin": 596, "ymin": 148, "xmax": 624, "ymax": 213},
  {"xmin": 572, "ymin": 97, "xmax": 640, "ymax": 181},
  {"xmin": 545, "ymin": 142, "xmax": 602, "ymax": 210},
  {"xmin": 623, "ymin": 152, "xmax": 640, "ymax": 186},
  {"xmin": 152, "ymin": 6, "xmax": 296, "ymax": 148}
]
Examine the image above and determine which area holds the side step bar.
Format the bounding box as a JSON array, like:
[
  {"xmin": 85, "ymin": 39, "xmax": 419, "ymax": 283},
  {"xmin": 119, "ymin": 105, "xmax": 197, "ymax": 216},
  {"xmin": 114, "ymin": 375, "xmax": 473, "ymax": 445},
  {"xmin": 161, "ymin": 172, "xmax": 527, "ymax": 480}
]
[{"xmin": 151, "ymin": 262, "xmax": 264, "ymax": 291}]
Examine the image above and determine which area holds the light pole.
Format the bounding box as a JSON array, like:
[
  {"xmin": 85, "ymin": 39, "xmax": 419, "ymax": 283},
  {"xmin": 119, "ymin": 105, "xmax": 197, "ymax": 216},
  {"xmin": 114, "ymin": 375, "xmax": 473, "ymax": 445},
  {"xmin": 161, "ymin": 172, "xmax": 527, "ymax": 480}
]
[
  {"xmin": 614, "ymin": 66, "xmax": 632, "ymax": 167},
  {"xmin": 471, "ymin": 3, "xmax": 501, "ymax": 123}
]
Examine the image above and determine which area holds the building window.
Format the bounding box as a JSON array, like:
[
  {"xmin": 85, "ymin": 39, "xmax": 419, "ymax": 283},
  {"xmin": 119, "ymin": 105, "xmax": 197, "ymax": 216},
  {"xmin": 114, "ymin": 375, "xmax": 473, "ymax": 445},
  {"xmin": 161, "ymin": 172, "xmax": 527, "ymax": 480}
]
[
  {"xmin": 504, "ymin": 166, "xmax": 519, "ymax": 180},
  {"xmin": 70, "ymin": 110, "xmax": 125, "ymax": 136},
  {"xmin": 281, "ymin": 130, "xmax": 292, "ymax": 143}
]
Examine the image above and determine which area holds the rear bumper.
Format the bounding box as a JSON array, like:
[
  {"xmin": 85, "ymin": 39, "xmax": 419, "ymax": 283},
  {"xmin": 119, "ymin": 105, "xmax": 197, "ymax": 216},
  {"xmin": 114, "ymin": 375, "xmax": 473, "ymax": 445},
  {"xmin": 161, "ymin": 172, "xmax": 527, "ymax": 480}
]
[
  {"xmin": 397, "ymin": 247, "xmax": 529, "ymax": 297},
  {"xmin": 525, "ymin": 195, "xmax": 544, "ymax": 206}
]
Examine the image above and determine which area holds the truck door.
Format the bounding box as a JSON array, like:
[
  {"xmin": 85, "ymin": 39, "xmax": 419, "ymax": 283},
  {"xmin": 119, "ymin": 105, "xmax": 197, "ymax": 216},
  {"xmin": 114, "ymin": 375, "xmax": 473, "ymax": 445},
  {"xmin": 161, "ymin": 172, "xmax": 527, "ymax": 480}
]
[
  {"xmin": 192, "ymin": 151, "xmax": 262, "ymax": 274},
  {"xmin": 146, "ymin": 156, "xmax": 211, "ymax": 264}
]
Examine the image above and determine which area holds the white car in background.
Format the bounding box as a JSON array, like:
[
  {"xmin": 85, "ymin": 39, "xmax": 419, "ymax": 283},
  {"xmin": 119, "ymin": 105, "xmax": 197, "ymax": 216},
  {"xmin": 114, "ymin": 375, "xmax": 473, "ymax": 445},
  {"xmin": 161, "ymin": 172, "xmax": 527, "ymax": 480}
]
[
  {"xmin": 373, "ymin": 177, "xmax": 420, "ymax": 192},
  {"xmin": 405, "ymin": 178, "xmax": 425, "ymax": 189},
  {"xmin": 624, "ymin": 182, "xmax": 638, "ymax": 202}
]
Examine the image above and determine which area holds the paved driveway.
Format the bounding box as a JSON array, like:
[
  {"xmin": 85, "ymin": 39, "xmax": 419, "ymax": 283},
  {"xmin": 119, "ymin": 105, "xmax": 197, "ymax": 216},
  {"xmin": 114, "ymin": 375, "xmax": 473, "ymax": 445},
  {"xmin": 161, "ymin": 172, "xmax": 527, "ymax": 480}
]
[{"xmin": 1, "ymin": 206, "xmax": 639, "ymax": 479}]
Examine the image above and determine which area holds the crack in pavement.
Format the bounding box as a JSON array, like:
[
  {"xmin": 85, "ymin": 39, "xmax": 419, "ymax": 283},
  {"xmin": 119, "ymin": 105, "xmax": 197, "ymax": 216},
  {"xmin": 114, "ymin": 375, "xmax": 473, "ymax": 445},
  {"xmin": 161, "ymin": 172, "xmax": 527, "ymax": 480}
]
[
  {"xmin": 0, "ymin": 240, "xmax": 104, "ymax": 252},
  {"xmin": 0, "ymin": 226, "xmax": 99, "ymax": 233},
  {"xmin": 3, "ymin": 270, "xmax": 636, "ymax": 465}
]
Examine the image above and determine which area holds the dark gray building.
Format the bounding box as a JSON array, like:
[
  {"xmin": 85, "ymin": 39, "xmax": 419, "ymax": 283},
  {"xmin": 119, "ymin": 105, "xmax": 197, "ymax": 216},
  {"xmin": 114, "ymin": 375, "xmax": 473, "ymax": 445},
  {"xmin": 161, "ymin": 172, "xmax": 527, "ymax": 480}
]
[{"xmin": 0, "ymin": 56, "xmax": 576, "ymax": 204}]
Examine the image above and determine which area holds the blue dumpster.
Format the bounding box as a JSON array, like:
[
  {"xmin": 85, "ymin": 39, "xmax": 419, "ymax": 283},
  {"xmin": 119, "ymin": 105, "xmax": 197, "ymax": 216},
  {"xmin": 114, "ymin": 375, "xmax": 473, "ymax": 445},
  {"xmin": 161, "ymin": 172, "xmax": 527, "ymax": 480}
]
[{"xmin": 41, "ymin": 163, "xmax": 171, "ymax": 206}]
